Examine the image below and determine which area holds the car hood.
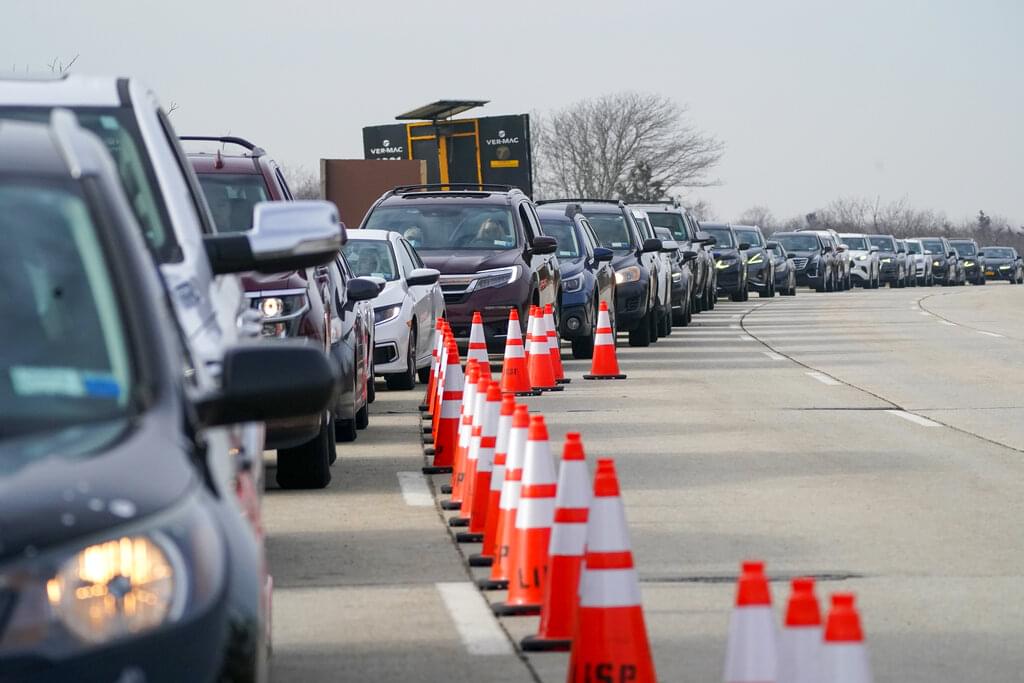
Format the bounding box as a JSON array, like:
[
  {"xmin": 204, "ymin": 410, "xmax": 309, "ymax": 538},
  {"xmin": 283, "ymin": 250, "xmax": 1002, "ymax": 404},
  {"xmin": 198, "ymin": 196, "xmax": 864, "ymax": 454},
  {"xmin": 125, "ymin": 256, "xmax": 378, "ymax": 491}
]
[
  {"xmin": 559, "ymin": 258, "xmax": 586, "ymax": 279},
  {"xmin": 985, "ymin": 258, "xmax": 1012, "ymax": 266},
  {"xmin": 610, "ymin": 251, "xmax": 640, "ymax": 271},
  {"xmin": 712, "ymin": 248, "xmax": 741, "ymax": 259},
  {"xmin": 375, "ymin": 279, "xmax": 407, "ymax": 307},
  {"xmin": 419, "ymin": 249, "xmax": 521, "ymax": 275},
  {"xmin": 0, "ymin": 415, "xmax": 194, "ymax": 562},
  {"xmin": 242, "ymin": 270, "xmax": 307, "ymax": 293},
  {"xmin": 783, "ymin": 249, "xmax": 818, "ymax": 258}
]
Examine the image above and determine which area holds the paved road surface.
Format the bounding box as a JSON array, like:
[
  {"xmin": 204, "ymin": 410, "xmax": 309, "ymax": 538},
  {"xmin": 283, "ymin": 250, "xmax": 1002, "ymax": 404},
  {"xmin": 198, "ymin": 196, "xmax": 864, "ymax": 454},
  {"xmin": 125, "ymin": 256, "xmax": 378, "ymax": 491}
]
[{"xmin": 265, "ymin": 282, "xmax": 1024, "ymax": 682}]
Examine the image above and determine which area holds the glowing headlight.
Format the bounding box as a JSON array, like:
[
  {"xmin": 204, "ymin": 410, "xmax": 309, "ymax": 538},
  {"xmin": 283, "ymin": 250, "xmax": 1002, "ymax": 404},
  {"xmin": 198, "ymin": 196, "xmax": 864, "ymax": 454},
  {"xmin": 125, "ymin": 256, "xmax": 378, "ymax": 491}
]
[
  {"xmin": 562, "ymin": 274, "xmax": 584, "ymax": 293},
  {"xmin": 260, "ymin": 297, "xmax": 284, "ymax": 318},
  {"xmin": 747, "ymin": 253, "xmax": 763, "ymax": 265},
  {"xmin": 250, "ymin": 290, "xmax": 308, "ymax": 321},
  {"xmin": 999, "ymin": 265, "xmax": 1011, "ymax": 270},
  {"xmin": 671, "ymin": 271, "xmax": 682, "ymax": 282},
  {"xmin": 374, "ymin": 304, "xmax": 402, "ymax": 325},
  {"xmin": 933, "ymin": 260, "xmax": 941, "ymax": 267},
  {"xmin": 964, "ymin": 260, "xmax": 975, "ymax": 268},
  {"xmin": 471, "ymin": 266, "xmax": 520, "ymax": 291},
  {"xmin": 881, "ymin": 258, "xmax": 892, "ymax": 263},
  {"xmin": 715, "ymin": 259, "xmax": 734, "ymax": 270},
  {"xmin": 614, "ymin": 265, "xmax": 642, "ymax": 284},
  {"xmin": 856, "ymin": 254, "xmax": 867, "ymax": 261},
  {"xmin": 47, "ymin": 535, "xmax": 183, "ymax": 644}
]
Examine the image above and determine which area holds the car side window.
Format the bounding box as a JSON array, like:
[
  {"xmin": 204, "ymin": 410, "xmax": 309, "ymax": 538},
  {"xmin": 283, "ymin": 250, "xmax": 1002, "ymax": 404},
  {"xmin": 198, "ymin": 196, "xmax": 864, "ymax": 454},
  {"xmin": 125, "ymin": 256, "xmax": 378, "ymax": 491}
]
[
  {"xmin": 394, "ymin": 239, "xmax": 415, "ymax": 278},
  {"xmin": 156, "ymin": 109, "xmax": 217, "ymax": 236},
  {"xmin": 517, "ymin": 202, "xmax": 537, "ymax": 243},
  {"xmin": 578, "ymin": 219, "xmax": 595, "ymax": 258},
  {"xmin": 401, "ymin": 239, "xmax": 424, "ymax": 269}
]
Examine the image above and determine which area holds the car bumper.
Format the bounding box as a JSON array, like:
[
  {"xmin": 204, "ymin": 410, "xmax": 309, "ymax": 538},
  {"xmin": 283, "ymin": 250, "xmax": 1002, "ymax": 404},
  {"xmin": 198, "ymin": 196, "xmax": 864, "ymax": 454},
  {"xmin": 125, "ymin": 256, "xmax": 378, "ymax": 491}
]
[
  {"xmin": 985, "ymin": 268, "xmax": 1014, "ymax": 280},
  {"xmin": 747, "ymin": 264, "xmax": 769, "ymax": 289},
  {"xmin": 373, "ymin": 315, "xmax": 413, "ymax": 374},
  {"xmin": 879, "ymin": 263, "xmax": 898, "ymax": 281},
  {"xmin": 850, "ymin": 262, "xmax": 872, "ymax": 281},
  {"xmin": 559, "ymin": 295, "xmax": 595, "ymax": 339},
  {"xmin": 715, "ymin": 267, "xmax": 743, "ymax": 292},
  {"xmin": 614, "ymin": 280, "xmax": 650, "ymax": 331}
]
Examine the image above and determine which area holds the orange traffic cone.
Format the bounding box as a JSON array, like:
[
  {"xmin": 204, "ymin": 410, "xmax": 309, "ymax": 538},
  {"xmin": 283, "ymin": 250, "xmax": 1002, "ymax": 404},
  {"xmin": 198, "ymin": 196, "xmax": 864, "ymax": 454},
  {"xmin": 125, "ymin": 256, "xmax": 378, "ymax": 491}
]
[
  {"xmin": 470, "ymin": 394, "xmax": 517, "ymax": 567},
  {"xmin": 823, "ymin": 594, "xmax": 872, "ymax": 683},
  {"xmin": 492, "ymin": 414, "xmax": 556, "ymax": 615},
  {"xmin": 420, "ymin": 317, "xmax": 444, "ymax": 413},
  {"xmin": 779, "ymin": 578, "xmax": 823, "ymax": 683},
  {"xmin": 522, "ymin": 432, "xmax": 590, "ymax": 651},
  {"xmin": 567, "ymin": 458, "xmax": 656, "ymax": 682},
  {"xmin": 424, "ymin": 339, "xmax": 462, "ymax": 474},
  {"xmin": 524, "ymin": 305, "xmax": 537, "ymax": 367},
  {"xmin": 544, "ymin": 303, "xmax": 569, "ymax": 385},
  {"xmin": 467, "ymin": 311, "xmax": 491, "ymax": 376},
  {"xmin": 456, "ymin": 383, "xmax": 502, "ymax": 541},
  {"xmin": 724, "ymin": 560, "xmax": 778, "ymax": 683},
  {"xmin": 583, "ymin": 301, "xmax": 626, "ymax": 380},
  {"xmin": 429, "ymin": 329, "xmax": 451, "ymax": 441},
  {"xmin": 441, "ymin": 360, "xmax": 480, "ymax": 508},
  {"xmin": 528, "ymin": 307, "xmax": 561, "ymax": 392},
  {"xmin": 479, "ymin": 404, "xmax": 529, "ymax": 590},
  {"xmin": 500, "ymin": 308, "xmax": 537, "ymax": 396}
]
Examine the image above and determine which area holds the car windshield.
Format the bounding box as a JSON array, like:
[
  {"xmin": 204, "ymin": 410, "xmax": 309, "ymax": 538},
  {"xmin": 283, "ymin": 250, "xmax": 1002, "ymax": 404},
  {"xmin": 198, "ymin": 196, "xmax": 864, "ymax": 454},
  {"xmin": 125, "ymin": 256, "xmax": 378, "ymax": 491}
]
[
  {"xmin": 0, "ymin": 180, "xmax": 134, "ymax": 439},
  {"xmin": 586, "ymin": 213, "xmax": 635, "ymax": 251},
  {"xmin": 921, "ymin": 239, "xmax": 945, "ymax": 254},
  {"xmin": 768, "ymin": 243, "xmax": 784, "ymax": 257},
  {"xmin": 703, "ymin": 226, "xmax": 736, "ymax": 248},
  {"xmin": 951, "ymin": 242, "xmax": 977, "ymax": 257},
  {"xmin": 868, "ymin": 236, "xmax": 897, "ymax": 251},
  {"xmin": 342, "ymin": 239, "xmax": 399, "ymax": 281},
  {"xmin": 646, "ymin": 211, "xmax": 688, "ymax": 241},
  {"xmin": 537, "ymin": 217, "xmax": 581, "ymax": 259},
  {"xmin": 364, "ymin": 204, "xmax": 517, "ymax": 250},
  {"xmin": 196, "ymin": 173, "xmax": 269, "ymax": 233},
  {"xmin": 734, "ymin": 229, "xmax": 763, "ymax": 247},
  {"xmin": 842, "ymin": 236, "xmax": 869, "ymax": 250},
  {"xmin": 0, "ymin": 107, "xmax": 180, "ymax": 263},
  {"xmin": 905, "ymin": 241, "xmax": 923, "ymax": 254},
  {"xmin": 775, "ymin": 234, "xmax": 820, "ymax": 251},
  {"xmin": 985, "ymin": 247, "xmax": 1015, "ymax": 258}
]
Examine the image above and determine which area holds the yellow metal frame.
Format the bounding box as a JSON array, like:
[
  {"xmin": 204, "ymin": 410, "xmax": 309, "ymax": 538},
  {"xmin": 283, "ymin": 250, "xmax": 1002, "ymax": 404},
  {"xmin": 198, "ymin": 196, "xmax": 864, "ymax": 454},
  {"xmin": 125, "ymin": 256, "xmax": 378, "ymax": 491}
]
[{"xmin": 404, "ymin": 119, "xmax": 482, "ymax": 186}]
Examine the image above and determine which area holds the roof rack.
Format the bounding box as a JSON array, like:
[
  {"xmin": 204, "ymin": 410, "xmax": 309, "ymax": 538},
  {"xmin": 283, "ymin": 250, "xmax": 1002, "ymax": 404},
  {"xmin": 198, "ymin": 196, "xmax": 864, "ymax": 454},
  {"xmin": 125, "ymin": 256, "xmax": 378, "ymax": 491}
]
[
  {"xmin": 633, "ymin": 199, "xmax": 682, "ymax": 208},
  {"xmin": 179, "ymin": 135, "xmax": 266, "ymax": 157},
  {"xmin": 535, "ymin": 198, "xmax": 624, "ymax": 206},
  {"xmin": 389, "ymin": 183, "xmax": 518, "ymax": 195}
]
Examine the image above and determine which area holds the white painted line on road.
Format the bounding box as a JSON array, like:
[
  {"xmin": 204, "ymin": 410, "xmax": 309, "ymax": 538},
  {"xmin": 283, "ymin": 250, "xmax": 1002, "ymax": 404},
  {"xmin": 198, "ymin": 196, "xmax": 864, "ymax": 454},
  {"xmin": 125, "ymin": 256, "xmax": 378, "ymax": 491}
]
[
  {"xmin": 977, "ymin": 331, "xmax": 1004, "ymax": 338},
  {"xmin": 939, "ymin": 320, "xmax": 956, "ymax": 327},
  {"xmin": 397, "ymin": 471, "xmax": 434, "ymax": 507},
  {"xmin": 806, "ymin": 371, "xmax": 841, "ymax": 386},
  {"xmin": 729, "ymin": 324, "xmax": 741, "ymax": 329},
  {"xmin": 886, "ymin": 410, "xmax": 941, "ymax": 428},
  {"xmin": 436, "ymin": 582, "xmax": 513, "ymax": 655},
  {"xmin": 762, "ymin": 351, "xmax": 785, "ymax": 360},
  {"xmin": 738, "ymin": 335, "xmax": 755, "ymax": 341},
  {"xmin": 919, "ymin": 311, "xmax": 932, "ymax": 316}
]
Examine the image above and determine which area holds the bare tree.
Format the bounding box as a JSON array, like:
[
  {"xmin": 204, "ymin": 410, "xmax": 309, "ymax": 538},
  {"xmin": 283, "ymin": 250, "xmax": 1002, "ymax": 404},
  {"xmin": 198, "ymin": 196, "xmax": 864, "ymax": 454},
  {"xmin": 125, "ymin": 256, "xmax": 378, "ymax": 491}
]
[
  {"xmin": 685, "ymin": 199, "xmax": 717, "ymax": 222},
  {"xmin": 533, "ymin": 92, "xmax": 724, "ymax": 200},
  {"xmin": 47, "ymin": 54, "xmax": 79, "ymax": 74},
  {"xmin": 735, "ymin": 205, "xmax": 776, "ymax": 230},
  {"xmin": 282, "ymin": 165, "xmax": 321, "ymax": 200}
]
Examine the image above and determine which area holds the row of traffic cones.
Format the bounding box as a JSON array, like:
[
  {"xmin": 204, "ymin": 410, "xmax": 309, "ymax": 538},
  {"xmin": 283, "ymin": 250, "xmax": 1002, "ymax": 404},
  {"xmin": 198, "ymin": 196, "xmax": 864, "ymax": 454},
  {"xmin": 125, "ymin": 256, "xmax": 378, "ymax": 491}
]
[{"xmin": 726, "ymin": 561, "xmax": 873, "ymax": 683}]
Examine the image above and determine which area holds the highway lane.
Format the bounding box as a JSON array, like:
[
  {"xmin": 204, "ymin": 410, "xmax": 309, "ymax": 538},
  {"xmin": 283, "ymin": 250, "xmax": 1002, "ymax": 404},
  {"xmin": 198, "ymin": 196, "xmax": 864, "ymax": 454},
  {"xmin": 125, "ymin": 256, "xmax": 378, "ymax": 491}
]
[{"xmin": 266, "ymin": 282, "xmax": 1024, "ymax": 682}]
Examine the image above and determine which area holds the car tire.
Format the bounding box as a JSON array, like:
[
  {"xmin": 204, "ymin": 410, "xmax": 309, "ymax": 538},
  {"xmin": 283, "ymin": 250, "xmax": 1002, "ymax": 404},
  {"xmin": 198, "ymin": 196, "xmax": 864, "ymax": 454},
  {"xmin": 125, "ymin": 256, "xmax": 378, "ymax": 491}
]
[
  {"xmin": 417, "ymin": 366, "xmax": 431, "ymax": 384},
  {"xmin": 366, "ymin": 360, "xmax": 376, "ymax": 404},
  {"xmin": 277, "ymin": 416, "xmax": 334, "ymax": 490},
  {"xmin": 355, "ymin": 403, "xmax": 369, "ymax": 430},
  {"xmin": 659, "ymin": 308, "xmax": 671, "ymax": 336},
  {"xmin": 335, "ymin": 417, "xmax": 357, "ymax": 442},
  {"xmin": 628, "ymin": 310, "xmax": 653, "ymax": 347},
  {"xmin": 385, "ymin": 331, "xmax": 417, "ymax": 391},
  {"xmin": 571, "ymin": 334, "xmax": 595, "ymax": 359}
]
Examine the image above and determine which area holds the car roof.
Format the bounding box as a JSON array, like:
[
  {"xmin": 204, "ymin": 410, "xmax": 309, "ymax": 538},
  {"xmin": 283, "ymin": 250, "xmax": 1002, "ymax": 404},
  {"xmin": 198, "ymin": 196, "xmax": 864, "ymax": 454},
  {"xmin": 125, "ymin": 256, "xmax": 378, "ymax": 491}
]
[
  {"xmin": 0, "ymin": 74, "xmax": 125, "ymax": 107},
  {"xmin": 346, "ymin": 229, "xmax": 396, "ymax": 242},
  {"xmin": 630, "ymin": 202, "xmax": 686, "ymax": 214},
  {"xmin": 188, "ymin": 152, "xmax": 262, "ymax": 174},
  {"xmin": 537, "ymin": 199, "xmax": 625, "ymax": 214},
  {"xmin": 732, "ymin": 224, "xmax": 762, "ymax": 232},
  {"xmin": 0, "ymin": 111, "xmax": 116, "ymax": 179}
]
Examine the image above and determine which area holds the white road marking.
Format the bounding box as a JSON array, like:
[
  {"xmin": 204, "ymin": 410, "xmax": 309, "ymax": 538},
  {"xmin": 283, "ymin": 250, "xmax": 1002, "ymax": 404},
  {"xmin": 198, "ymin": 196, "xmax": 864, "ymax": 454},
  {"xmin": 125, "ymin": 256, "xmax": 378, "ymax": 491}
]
[
  {"xmin": 939, "ymin": 321, "xmax": 956, "ymax": 327},
  {"xmin": 920, "ymin": 311, "xmax": 932, "ymax": 316},
  {"xmin": 436, "ymin": 582, "xmax": 513, "ymax": 655},
  {"xmin": 977, "ymin": 331, "xmax": 1004, "ymax": 338},
  {"xmin": 762, "ymin": 351, "xmax": 785, "ymax": 360},
  {"xmin": 738, "ymin": 335, "xmax": 755, "ymax": 341},
  {"xmin": 397, "ymin": 471, "xmax": 433, "ymax": 507},
  {"xmin": 886, "ymin": 410, "xmax": 941, "ymax": 428},
  {"xmin": 729, "ymin": 324, "xmax": 741, "ymax": 329},
  {"xmin": 806, "ymin": 371, "xmax": 841, "ymax": 386}
]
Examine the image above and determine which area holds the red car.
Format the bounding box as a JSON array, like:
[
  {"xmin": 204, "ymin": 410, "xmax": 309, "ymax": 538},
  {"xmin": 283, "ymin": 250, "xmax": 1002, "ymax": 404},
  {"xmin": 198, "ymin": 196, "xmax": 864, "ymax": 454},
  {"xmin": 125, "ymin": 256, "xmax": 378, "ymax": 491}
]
[{"xmin": 185, "ymin": 136, "xmax": 376, "ymax": 489}]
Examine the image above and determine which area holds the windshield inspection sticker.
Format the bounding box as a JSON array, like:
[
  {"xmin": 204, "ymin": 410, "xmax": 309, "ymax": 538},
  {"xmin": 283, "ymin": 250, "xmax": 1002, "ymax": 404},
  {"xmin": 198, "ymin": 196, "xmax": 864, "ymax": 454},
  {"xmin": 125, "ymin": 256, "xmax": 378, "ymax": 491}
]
[{"xmin": 10, "ymin": 367, "xmax": 121, "ymax": 399}]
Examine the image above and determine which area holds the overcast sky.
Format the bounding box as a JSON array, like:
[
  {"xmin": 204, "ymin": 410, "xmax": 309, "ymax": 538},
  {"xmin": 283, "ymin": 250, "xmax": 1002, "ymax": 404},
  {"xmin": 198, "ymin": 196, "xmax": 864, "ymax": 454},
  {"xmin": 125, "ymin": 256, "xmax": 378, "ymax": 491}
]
[{"xmin": 5, "ymin": 0, "xmax": 1021, "ymax": 223}]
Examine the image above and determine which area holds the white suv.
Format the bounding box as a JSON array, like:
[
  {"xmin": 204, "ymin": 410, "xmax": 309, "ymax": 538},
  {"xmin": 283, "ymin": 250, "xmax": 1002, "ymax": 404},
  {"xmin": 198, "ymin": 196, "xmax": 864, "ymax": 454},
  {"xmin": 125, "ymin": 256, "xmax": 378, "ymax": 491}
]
[{"xmin": 838, "ymin": 233, "xmax": 881, "ymax": 288}]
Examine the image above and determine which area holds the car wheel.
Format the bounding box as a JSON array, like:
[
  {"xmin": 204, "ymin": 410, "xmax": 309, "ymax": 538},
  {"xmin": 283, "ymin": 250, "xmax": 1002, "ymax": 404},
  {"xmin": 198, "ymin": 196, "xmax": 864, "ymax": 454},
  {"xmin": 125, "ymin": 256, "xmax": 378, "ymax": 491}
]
[
  {"xmin": 385, "ymin": 330, "xmax": 417, "ymax": 391},
  {"xmin": 335, "ymin": 417, "xmax": 357, "ymax": 442},
  {"xmin": 649, "ymin": 305, "xmax": 660, "ymax": 342},
  {"xmin": 355, "ymin": 403, "xmax": 369, "ymax": 430},
  {"xmin": 417, "ymin": 366, "xmax": 431, "ymax": 384},
  {"xmin": 366, "ymin": 359, "xmax": 376, "ymax": 404},
  {"xmin": 659, "ymin": 308, "xmax": 672, "ymax": 336},
  {"xmin": 276, "ymin": 416, "xmax": 334, "ymax": 490},
  {"xmin": 571, "ymin": 334, "xmax": 595, "ymax": 359},
  {"xmin": 628, "ymin": 310, "xmax": 653, "ymax": 347}
]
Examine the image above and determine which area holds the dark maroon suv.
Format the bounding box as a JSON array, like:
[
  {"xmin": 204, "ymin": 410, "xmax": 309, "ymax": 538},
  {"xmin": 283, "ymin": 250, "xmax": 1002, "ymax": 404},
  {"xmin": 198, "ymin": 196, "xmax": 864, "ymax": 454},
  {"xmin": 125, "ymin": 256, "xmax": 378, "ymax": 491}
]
[{"xmin": 361, "ymin": 184, "xmax": 559, "ymax": 351}]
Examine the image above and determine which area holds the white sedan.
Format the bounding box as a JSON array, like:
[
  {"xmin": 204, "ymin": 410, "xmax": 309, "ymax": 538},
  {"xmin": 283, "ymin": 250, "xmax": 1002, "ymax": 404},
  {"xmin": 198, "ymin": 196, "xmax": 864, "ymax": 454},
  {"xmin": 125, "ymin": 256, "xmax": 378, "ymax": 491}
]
[{"xmin": 342, "ymin": 229, "xmax": 444, "ymax": 390}]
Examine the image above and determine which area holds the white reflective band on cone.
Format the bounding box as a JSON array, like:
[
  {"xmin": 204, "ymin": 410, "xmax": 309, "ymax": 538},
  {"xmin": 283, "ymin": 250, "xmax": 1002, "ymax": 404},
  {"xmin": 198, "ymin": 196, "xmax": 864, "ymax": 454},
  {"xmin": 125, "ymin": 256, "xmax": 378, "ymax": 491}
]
[
  {"xmin": 494, "ymin": 414, "xmax": 512, "ymax": 458},
  {"xmin": 491, "ymin": 463, "xmax": 506, "ymax": 491},
  {"xmin": 504, "ymin": 342, "xmax": 525, "ymax": 359},
  {"xmin": 578, "ymin": 567, "xmax": 642, "ymax": 607},
  {"xmin": 499, "ymin": 425, "xmax": 528, "ymax": 509},
  {"xmin": 516, "ymin": 496, "xmax": 556, "ymax": 528},
  {"xmin": 440, "ymin": 395, "xmax": 462, "ymax": 419},
  {"xmin": 556, "ymin": 461, "xmax": 590, "ymax": 508},
  {"xmin": 823, "ymin": 643, "xmax": 872, "ymax": 683},
  {"xmin": 500, "ymin": 479, "xmax": 522, "ymax": 511},
  {"xmin": 594, "ymin": 332, "xmax": 614, "ymax": 346},
  {"xmin": 778, "ymin": 626, "xmax": 823, "ymax": 683},
  {"xmin": 586, "ymin": 497, "xmax": 631, "ymax": 552},
  {"xmin": 466, "ymin": 433, "xmax": 481, "ymax": 464},
  {"xmin": 470, "ymin": 389, "xmax": 487, "ymax": 431},
  {"xmin": 597, "ymin": 306, "xmax": 612, "ymax": 329},
  {"xmin": 520, "ymin": 438, "xmax": 557, "ymax": 486},
  {"xmin": 724, "ymin": 605, "xmax": 779, "ymax": 683},
  {"xmin": 477, "ymin": 442, "xmax": 495, "ymax": 473},
  {"xmin": 550, "ymin": 521, "xmax": 586, "ymax": 555}
]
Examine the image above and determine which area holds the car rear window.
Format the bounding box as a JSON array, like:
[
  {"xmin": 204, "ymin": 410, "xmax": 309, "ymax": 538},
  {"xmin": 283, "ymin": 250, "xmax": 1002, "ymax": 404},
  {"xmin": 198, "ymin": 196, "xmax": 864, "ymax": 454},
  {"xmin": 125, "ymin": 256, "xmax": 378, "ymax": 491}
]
[{"xmin": 195, "ymin": 173, "xmax": 269, "ymax": 233}]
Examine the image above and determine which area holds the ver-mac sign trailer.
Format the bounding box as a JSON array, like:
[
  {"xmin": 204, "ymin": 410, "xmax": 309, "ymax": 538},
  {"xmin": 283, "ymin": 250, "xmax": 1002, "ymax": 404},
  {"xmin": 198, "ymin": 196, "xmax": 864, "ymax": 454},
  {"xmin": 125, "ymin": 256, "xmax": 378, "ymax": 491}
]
[{"xmin": 363, "ymin": 100, "xmax": 533, "ymax": 197}]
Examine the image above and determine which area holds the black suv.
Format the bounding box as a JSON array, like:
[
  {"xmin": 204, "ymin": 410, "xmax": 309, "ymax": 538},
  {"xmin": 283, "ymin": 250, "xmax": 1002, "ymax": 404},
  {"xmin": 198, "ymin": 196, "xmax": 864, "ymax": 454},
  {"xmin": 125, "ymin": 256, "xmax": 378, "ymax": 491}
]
[
  {"xmin": 537, "ymin": 199, "xmax": 662, "ymax": 347},
  {"xmin": 773, "ymin": 231, "xmax": 833, "ymax": 292},
  {"xmin": 634, "ymin": 202, "xmax": 717, "ymax": 314},
  {"xmin": 948, "ymin": 238, "xmax": 985, "ymax": 285},
  {"xmin": 362, "ymin": 184, "xmax": 559, "ymax": 351}
]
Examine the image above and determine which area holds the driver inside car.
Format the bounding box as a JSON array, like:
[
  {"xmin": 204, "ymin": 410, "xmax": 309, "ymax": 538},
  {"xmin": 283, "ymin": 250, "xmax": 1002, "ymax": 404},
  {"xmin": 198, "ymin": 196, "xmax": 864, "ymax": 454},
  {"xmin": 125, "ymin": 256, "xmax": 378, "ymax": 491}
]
[{"xmin": 467, "ymin": 217, "xmax": 508, "ymax": 247}]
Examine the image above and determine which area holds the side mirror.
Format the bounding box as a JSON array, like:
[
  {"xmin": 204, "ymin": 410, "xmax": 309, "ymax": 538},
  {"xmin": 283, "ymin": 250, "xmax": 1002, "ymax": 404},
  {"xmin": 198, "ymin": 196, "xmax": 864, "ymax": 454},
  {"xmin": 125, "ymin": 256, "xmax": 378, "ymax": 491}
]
[
  {"xmin": 641, "ymin": 238, "xmax": 662, "ymax": 253},
  {"xmin": 196, "ymin": 343, "xmax": 338, "ymax": 427},
  {"xmin": 737, "ymin": 242, "xmax": 751, "ymax": 251},
  {"xmin": 682, "ymin": 250, "xmax": 698, "ymax": 263},
  {"xmin": 660, "ymin": 240, "xmax": 679, "ymax": 253},
  {"xmin": 592, "ymin": 246, "xmax": 614, "ymax": 263},
  {"xmin": 698, "ymin": 232, "xmax": 717, "ymax": 246},
  {"xmin": 204, "ymin": 200, "xmax": 344, "ymax": 275},
  {"xmin": 948, "ymin": 251, "xmax": 957, "ymax": 258},
  {"xmin": 838, "ymin": 244, "xmax": 849, "ymax": 251},
  {"xmin": 348, "ymin": 277, "xmax": 380, "ymax": 302},
  {"xmin": 766, "ymin": 241, "xmax": 779, "ymax": 250},
  {"xmin": 869, "ymin": 246, "xmax": 880, "ymax": 253},
  {"xmin": 822, "ymin": 246, "xmax": 833, "ymax": 254},
  {"xmin": 530, "ymin": 235, "xmax": 558, "ymax": 255},
  {"xmin": 897, "ymin": 248, "xmax": 906, "ymax": 254},
  {"xmin": 977, "ymin": 251, "xmax": 985, "ymax": 257},
  {"xmin": 407, "ymin": 267, "xmax": 440, "ymax": 287}
]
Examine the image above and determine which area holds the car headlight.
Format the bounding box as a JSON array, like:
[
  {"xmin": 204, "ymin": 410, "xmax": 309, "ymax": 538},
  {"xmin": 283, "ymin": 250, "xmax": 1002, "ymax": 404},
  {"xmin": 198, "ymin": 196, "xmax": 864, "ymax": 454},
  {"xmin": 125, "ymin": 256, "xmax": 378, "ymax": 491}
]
[
  {"xmin": 856, "ymin": 254, "xmax": 867, "ymax": 261},
  {"xmin": 747, "ymin": 253, "xmax": 763, "ymax": 265},
  {"xmin": 615, "ymin": 265, "xmax": 642, "ymax": 284},
  {"xmin": 374, "ymin": 304, "xmax": 402, "ymax": 325},
  {"xmin": 964, "ymin": 260, "xmax": 975, "ymax": 268},
  {"xmin": 1000, "ymin": 265, "xmax": 1011, "ymax": 270},
  {"xmin": 249, "ymin": 290, "xmax": 308, "ymax": 321},
  {"xmin": 933, "ymin": 260, "xmax": 941, "ymax": 267},
  {"xmin": 0, "ymin": 494, "xmax": 223, "ymax": 655},
  {"xmin": 715, "ymin": 259, "xmax": 735, "ymax": 270},
  {"xmin": 881, "ymin": 257, "xmax": 892, "ymax": 263},
  {"xmin": 562, "ymin": 274, "xmax": 584, "ymax": 293},
  {"xmin": 671, "ymin": 271, "xmax": 682, "ymax": 282},
  {"xmin": 470, "ymin": 266, "xmax": 520, "ymax": 291}
]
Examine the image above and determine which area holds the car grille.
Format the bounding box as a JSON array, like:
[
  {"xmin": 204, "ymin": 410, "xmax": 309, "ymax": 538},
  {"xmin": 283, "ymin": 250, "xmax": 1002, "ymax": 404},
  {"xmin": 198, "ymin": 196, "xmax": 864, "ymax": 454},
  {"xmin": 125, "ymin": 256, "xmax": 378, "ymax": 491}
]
[
  {"xmin": 373, "ymin": 343, "xmax": 398, "ymax": 365},
  {"xmin": 439, "ymin": 274, "xmax": 476, "ymax": 305},
  {"xmin": 791, "ymin": 257, "xmax": 808, "ymax": 270}
]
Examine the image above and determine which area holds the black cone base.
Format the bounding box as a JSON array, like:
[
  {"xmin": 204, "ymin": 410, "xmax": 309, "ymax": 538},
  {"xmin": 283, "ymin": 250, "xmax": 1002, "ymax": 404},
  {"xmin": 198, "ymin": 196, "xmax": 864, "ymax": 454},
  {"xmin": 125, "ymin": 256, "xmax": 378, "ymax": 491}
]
[
  {"xmin": 583, "ymin": 374, "xmax": 627, "ymax": 380},
  {"xmin": 448, "ymin": 516, "xmax": 469, "ymax": 527},
  {"xmin": 422, "ymin": 447, "xmax": 436, "ymax": 456},
  {"xmin": 477, "ymin": 578, "xmax": 509, "ymax": 591},
  {"xmin": 520, "ymin": 635, "xmax": 571, "ymax": 652},
  {"xmin": 440, "ymin": 484, "xmax": 452, "ymax": 494},
  {"xmin": 468, "ymin": 554, "xmax": 493, "ymax": 567},
  {"xmin": 514, "ymin": 390, "xmax": 542, "ymax": 397},
  {"xmin": 555, "ymin": 378, "xmax": 571, "ymax": 385},
  {"xmin": 455, "ymin": 532, "xmax": 483, "ymax": 543},
  {"xmin": 440, "ymin": 500, "xmax": 461, "ymax": 510},
  {"xmin": 418, "ymin": 404, "xmax": 429, "ymax": 412},
  {"xmin": 421, "ymin": 465, "xmax": 450, "ymax": 474},
  {"xmin": 538, "ymin": 385, "xmax": 564, "ymax": 392},
  {"xmin": 492, "ymin": 602, "xmax": 541, "ymax": 617},
  {"xmin": 421, "ymin": 426, "xmax": 432, "ymax": 434}
]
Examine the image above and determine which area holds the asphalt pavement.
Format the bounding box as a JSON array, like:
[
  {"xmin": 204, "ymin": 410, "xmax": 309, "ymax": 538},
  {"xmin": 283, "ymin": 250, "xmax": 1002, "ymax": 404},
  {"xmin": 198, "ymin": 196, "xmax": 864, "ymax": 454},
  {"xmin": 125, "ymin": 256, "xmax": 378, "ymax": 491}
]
[{"xmin": 264, "ymin": 281, "xmax": 1024, "ymax": 682}]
